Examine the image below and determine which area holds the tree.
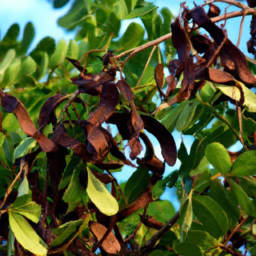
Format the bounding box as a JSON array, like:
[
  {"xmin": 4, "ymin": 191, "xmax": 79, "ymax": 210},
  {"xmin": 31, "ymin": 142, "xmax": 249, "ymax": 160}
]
[{"xmin": 1, "ymin": 0, "xmax": 256, "ymax": 255}]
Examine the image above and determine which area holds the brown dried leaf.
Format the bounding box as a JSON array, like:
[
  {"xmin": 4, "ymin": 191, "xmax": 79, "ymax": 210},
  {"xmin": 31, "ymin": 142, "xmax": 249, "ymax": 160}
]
[
  {"xmin": 89, "ymin": 222, "xmax": 121, "ymax": 254},
  {"xmin": 81, "ymin": 121, "xmax": 109, "ymax": 163},
  {"xmin": 38, "ymin": 93, "xmax": 67, "ymax": 130},
  {"xmin": 119, "ymin": 189, "xmax": 153, "ymax": 218},
  {"xmin": 166, "ymin": 74, "xmax": 177, "ymax": 97},
  {"xmin": 66, "ymin": 57, "xmax": 86, "ymax": 73},
  {"xmin": 141, "ymin": 115, "xmax": 177, "ymax": 166},
  {"xmin": 207, "ymin": 3, "xmax": 221, "ymax": 18},
  {"xmin": 72, "ymin": 68, "xmax": 116, "ymax": 95},
  {"xmin": 52, "ymin": 124, "xmax": 90, "ymax": 162},
  {"xmin": 190, "ymin": 34, "xmax": 214, "ymax": 54},
  {"xmin": 2, "ymin": 94, "xmax": 37, "ymax": 136},
  {"xmin": 116, "ymin": 79, "xmax": 134, "ymax": 104},
  {"xmin": 155, "ymin": 64, "xmax": 167, "ymax": 98},
  {"xmin": 88, "ymin": 83, "xmax": 119, "ymax": 126},
  {"xmin": 171, "ymin": 17, "xmax": 191, "ymax": 75},
  {"xmin": 138, "ymin": 132, "xmax": 164, "ymax": 176},
  {"xmin": 33, "ymin": 131, "xmax": 58, "ymax": 152},
  {"xmin": 190, "ymin": 6, "xmax": 256, "ymax": 86}
]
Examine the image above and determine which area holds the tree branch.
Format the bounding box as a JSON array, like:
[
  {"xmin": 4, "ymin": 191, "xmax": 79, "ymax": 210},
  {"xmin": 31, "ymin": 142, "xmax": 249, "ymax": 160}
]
[{"xmin": 141, "ymin": 211, "xmax": 179, "ymax": 252}]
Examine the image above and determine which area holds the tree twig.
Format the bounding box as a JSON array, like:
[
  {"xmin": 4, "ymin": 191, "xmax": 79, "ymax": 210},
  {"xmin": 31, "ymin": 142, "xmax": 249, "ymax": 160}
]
[
  {"xmin": 0, "ymin": 158, "xmax": 27, "ymax": 213},
  {"xmin": 135, "ymin": 46, "xmax": 157, "ymax": 88},
  {"xmin": 141, "ymin": 211, "xmax": 179, "ymax": 252},
  {"xmin": 202, "ymin": 0, "xmax": 250, "ymax": 10},
  {"xmin": 124, "ymin": 206, "xmax": 148, "ymax": 243},
  {"xmin": 223, "ymin": 216, "xmax": 248, "ymax": 247},
  {"xmin": 237, "ymin": 12, "xmax": 246, "ymax": 47}
]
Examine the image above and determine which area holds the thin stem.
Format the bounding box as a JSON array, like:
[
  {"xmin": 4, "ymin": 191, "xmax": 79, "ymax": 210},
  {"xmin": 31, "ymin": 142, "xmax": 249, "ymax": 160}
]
[
  {"xmin": 196, "ymin": 95, "xmax": 246, "ymax": 149},
  {"xmin": 49, "ymin": 218, "xmax": 88, "ymax": 254},
  {"xmin": 124, "ymin": 206, "xmax": 148, "ymax": 243},
  {"xmin": 142, "ymin": 211, "xmax": 180, "ymax": 252},
  {"xmin": 135, "ymin": 46, "xmax": 157, "ymax": 88},
  {"xmin": 237, "ymin": 13, "xmax": 246, "ymax": 47},
  {"xmin": 202, "ymin": 0, "xmax": 249, "ymax": 10},
  {"xmin": 223, "ymin": 216, "xmax": 248, "ymax": 247},
  {"xmin": 115, "ymin": 33, "xmax": 173, "ymax": 60},
  {"xmin": 0, "ymin": 158, "xmax": 27, "ymax": 213}
]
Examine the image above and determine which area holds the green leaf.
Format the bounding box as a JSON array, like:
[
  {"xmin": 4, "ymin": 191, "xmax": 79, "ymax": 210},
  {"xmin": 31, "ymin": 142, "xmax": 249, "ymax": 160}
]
[
  {"xmin": 7, "ymin": 227, "xmax": 15, "ymax": 256},
  {"xmin": 184, "ymin": 230, "xmax": 218, "ymax": 251},
  {"xmin": 158, "ymin": 230, "xmax": 177, "ymax": 246},
  {"xmin": 160, "ymin": 101, "xmax": 188, "ymax": 133},
  {"xmin": 59, "ymin": 156, "xmax": 81, "ymax": 190},
  {"xmin": 1, "ymin": 58, "xmax": 21, "ymax": 88},
  {"xmin": 125, "ymin": 0, "xmax": 138, "ymax": 13},
  {"xmin": 194, "ymin": 171, "xmax": 211, "ymax": 193},
  {"xmin": 135, "ymin": 223, "xmax": 147, "ymax": 246},
  {"xmin": 176, "ymin": 100, "xmax": 201, "ymax": 132},
  {"xmin": 2, "ymin": 24, "xmax": 19, "ymax": 45},
  {"xmin": 0, "ymin": 49, "xmax": 16, "ymax": 76},
  {"xmin": 205, "ymin": 142, "xmax": 231, "ymax": 176},
  {"xmin": 0, "ymin": 167, "xmax": 13, "ymax": 198},
  {"xmin": 17, "ymin": 177, "xmax": 30, "ymax": 197},
  {"xmin": 178, "ymin": 141, "xmax": 188, "ymax": 163},
  {"xmin": 19, "ymin": 22, "xmax": 35, "ymax": 54},
  {"xmin": 141, "ymin": 9, "xmax": 157, "ymax": 41},
  {"xmin": 113, "ymin": 0, "xmax": 128, "ymax": 20},
  {"xmin": 30, "ymin": 37, "xmax": 55, "ymax": 64},
  {"xmin": 42, "ymin": 123, "xmax": 53, "ymax": 136},
  {"xmin": 9, "ymin": 212, "xmax": 47, "ymax": 256},
  {"xmin": 99, "ymin": 12, "xmax": 120, "ymax": 38},
  {"xmin": 215, "ymin": 82, "xmax": 256, "ymax": 112},
  {"xmin": 38, "ymin": 52, "xmax": 49, "ymax": 79},
  {"xmin": 15, "ymin": 56, "xmax": 36, "ymax": 83},
  {"xmin": 3, "ymin": 134, "xmax": 14, "ymax": 164},
  {"xmin": 120, "ymin": 23, "xmax": 144, "ymax": 51},
  {"xmin": 210, "ymin": 180, "xmax": 240, "ymax": 228},
  {"xmin": 200, "ymin": 81, "xmax": 216, "ymax": 102},
  {"xmin": 125, "ymin": 3, "xmax": 157, "ymax": 19},
  {"xmin": 152, "ymin": 179, "xmax": 166, "ymax": 200},
  {"xmin": 49, "ymin": 39, "xmax": 67, "ymax": 69},
  {"xmin": 192, "ymin": 195, "xmax": 229, "ymax": 239},
  {"xmin": 58, "ymin": 0, "xmax": 89, "ymax": 30},
  {"xmin": 63, "ymin": 40, "xmax": 79, "ymax": 71},
  {"xmin": 173, "ymin": 241, "xmax": 203, "ymax": 256},
  {"xmin": 11, "ymin": 194, "xmax": 41, "ymax": 223},
  {"xmin": 240, "ymin": 177, "xmax": 256, "ymax": 199},
  {"xmin": 147, "ymin": 201, "xmax": 175, "ymax": 223},
  {"xmin": 87, "ymin": 168, "xmax": 119, "ymax": 216},
  {"xmin": 13, "ymin": 137, "xmax": 36, "ymax": 162},
  {"xmin": 63, "ymin": 163, "xmax": 84, "ymax": 209},
  {"xmin": 124, "ymin": 166, "xmax": 150, "ymax": 204},
  {"xmin": 53, "ymin": 0, "xmax": 70, "ymax": 8},
  {"xmin": 179, "ymin": 192, "xmax": 193, "ymax": 242},
  {"xmin": 51, "ymin": 220, "xmax": 82, "ymax": 247},
  {"xmin": 229, "ymin": 179, "xmax": 256, "ymax": 216},
  {"xmin": 230, "ymin": 151, "xmax": 256, "ymax": 177}
]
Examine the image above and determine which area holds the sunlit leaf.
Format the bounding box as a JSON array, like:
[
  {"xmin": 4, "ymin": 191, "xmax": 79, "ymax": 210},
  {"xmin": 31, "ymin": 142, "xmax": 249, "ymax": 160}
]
[
  {"xmin": 9, "ymin": 212, "xmax": 47, "ymax": 256},
  {"xmin": 87, "ymin": 168, "xmax": 119, "ymax": 216},
  {"xmin": 230, "ymin": 151, "xmax": 256, "ymax": 177},
  {"xmin": 205, "ymin": 142, "xmax": 231, "ymax": 176},
  {"xmin": 13, "ymin": 137, "xmax": 36, "ymax": 162}
]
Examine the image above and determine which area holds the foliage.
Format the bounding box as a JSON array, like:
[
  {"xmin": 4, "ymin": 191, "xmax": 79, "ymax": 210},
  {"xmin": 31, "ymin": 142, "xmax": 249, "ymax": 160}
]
[{"xmin": 1, "ymin": 0, "xmax": 256, "ymax": 255}]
